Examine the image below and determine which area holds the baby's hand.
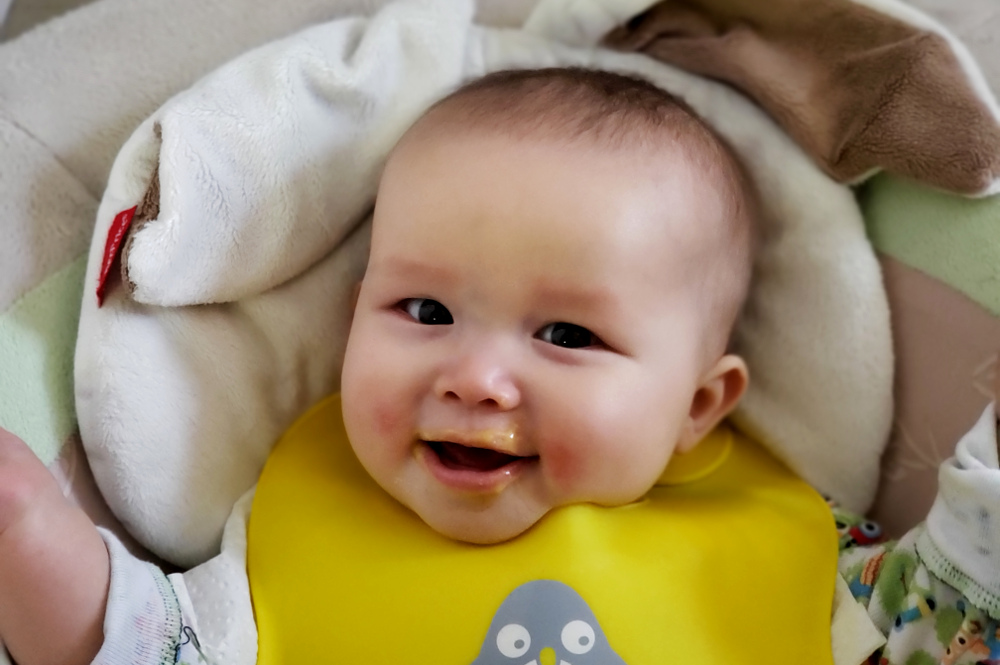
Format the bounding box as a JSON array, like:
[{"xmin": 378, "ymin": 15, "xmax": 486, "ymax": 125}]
[
  {"xmin": 0, "ymin": 428, "xmax": 63, "ymax": 534},
  {"xmin": 0, "ymin": 428, "xmax": 110, "ymax": 665}
]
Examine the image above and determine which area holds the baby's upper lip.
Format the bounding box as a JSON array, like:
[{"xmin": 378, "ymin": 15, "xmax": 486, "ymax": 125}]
[{"xmin": 416, "ymin": 427, "xmax": 532, "ymax": 457}]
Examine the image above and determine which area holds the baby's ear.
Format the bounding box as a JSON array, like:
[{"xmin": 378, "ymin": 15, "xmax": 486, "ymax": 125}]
[{"xmin": 677, "ymin": 355, "xmax": 749, "ymax": 453}]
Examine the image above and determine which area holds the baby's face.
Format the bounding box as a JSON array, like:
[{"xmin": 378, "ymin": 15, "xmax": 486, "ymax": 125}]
[{"xmin": 341, "ymin": 129, "xmax": 736, "ymax": 543}]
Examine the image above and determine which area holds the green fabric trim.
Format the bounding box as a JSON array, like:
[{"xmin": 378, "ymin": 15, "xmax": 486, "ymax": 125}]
[
  {"xmin": 860, "ymin": 173, "xmax": 1000, "ymax": 317},
  {"xmin": 0, "ymin": 255, "xmax": 86, "ymax": 465},
  {"xmin": 916, "ymin": 528, "xmax": 1000, "ymax": 621}
]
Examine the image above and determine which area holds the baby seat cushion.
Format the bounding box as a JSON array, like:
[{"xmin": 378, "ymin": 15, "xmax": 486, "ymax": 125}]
[{"xmin": 73, "ymin": 0, "xmax": 1000, "ymax": 566}]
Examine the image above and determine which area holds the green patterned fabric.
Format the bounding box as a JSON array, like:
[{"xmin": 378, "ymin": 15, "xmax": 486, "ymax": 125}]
[{"xmin": 834, "ymin": 503, "xmax": 1000, "ymax": 665}]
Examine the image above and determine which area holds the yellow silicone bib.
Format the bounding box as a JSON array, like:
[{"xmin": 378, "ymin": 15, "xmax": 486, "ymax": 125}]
[{"xmin": 248, "ymin": 394, "xmax": 837, "ymax": 664}]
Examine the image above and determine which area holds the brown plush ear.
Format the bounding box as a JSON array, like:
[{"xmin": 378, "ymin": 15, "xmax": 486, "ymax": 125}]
[{"xmin": 604, "ymin": 0, "xmax": 1000, "ymax": 196}]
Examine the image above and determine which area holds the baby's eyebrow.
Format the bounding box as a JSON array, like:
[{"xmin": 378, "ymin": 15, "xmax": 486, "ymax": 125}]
[
  {"xmin": 532, "ymin": 282, "xmax": 620, "ymax": 315},
  {"xmin": 376, "ymin": 256, "xmax": 458, "ymax": 283}
]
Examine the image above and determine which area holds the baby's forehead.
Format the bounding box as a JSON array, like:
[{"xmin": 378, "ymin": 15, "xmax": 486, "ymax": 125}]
[
  {"xmin": 379, "ymin": 131, "xmax": 727, "ymax": 283},
  {"xmin": 398, "ymin": 93, "xmax": 718, "ymax": 172},
  {"xmin": 386, "ymin": 120, "xmax": 735, "ymax": 251},
  {"xmin": 390, "ymin": 93, "xmax": 744, "ymax": 233}
]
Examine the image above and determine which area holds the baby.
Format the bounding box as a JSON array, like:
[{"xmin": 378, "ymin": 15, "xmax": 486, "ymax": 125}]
[
  {"xmin": 340, "ymin": 67, "xmax": 754, "ymax": 546},
  {"xmin": 0, "ymin": 67, "xmax": 995, "ymax": 665}
]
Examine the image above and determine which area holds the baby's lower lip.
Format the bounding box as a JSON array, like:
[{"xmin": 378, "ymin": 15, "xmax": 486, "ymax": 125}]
[{"xmin": 417, "ymin": 441, "xmax": 536, "ymax": 493}]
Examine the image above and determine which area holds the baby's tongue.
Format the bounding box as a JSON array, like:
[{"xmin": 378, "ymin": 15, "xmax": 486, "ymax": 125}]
[{"xmin": 431, "ymin": 441, "xmax": 516, "ymax": 471}]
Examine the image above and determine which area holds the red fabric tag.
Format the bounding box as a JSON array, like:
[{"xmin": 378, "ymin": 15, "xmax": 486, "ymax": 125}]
[{"xmin": 96, "ymin": 206, "xmax": 137, "ymax": 307}]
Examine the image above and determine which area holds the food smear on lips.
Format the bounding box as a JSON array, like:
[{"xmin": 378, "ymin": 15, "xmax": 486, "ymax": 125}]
[{"xmin": 415, "ymin": 428, "xmax": 537, "ymax": 494}]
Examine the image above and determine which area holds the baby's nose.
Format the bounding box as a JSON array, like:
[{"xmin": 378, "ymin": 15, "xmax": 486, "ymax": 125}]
[{"xmin": 434, "ymin": 348, "xmax": 520, "ymax": 410}]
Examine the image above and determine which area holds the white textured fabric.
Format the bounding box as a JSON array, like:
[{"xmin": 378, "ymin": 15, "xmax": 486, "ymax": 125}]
[
  {"xmin": 0, "ymin": 0, "xmax": 534, "ymax": 306},
  {"xmin": 93, "ymin": 529, "xmax": 182, "ymax": 665},
  {"xmin": 124, "ymin": 4, "xmax": 472, "ymax": 306},
  {"xmin": 75, "ymin": 0, "xmax": 893, "ymax": 567},
  {"xmin": 922, "ymin": 402, "xmax": 1000, "ymax": 618},
  {"xmin": 173, "ymin": 489, "xmax": 258, "ymax": 665}
]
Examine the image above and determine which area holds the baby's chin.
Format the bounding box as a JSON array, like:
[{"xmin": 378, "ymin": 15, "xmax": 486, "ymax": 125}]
[
  {"xmin": 424, "ymin": 516, "xmax": 542, "ymax": 545},
  {"xmin": 412, "ymin": 499, "xmax": 549, "ymax": 545}
]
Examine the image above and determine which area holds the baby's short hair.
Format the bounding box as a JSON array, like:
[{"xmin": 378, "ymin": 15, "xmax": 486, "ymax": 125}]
[{"xmin": 411, "ymin": 68, "xmax": 759, "ymax": 352}]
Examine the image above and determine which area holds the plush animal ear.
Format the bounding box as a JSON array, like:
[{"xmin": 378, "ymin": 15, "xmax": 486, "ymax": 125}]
[{"xmin": 605, "ymin": 0, "xmax": 1000, "ymax": 196}]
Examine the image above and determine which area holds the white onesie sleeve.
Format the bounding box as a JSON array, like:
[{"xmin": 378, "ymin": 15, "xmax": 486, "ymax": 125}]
[
  {"xmin": 91, "ymin": 488, "xmax": 257, "ymax": 665},
  {"xmin": 921, "ymin": 402, "xmax": 1000, "ymax": 618},
  {"xmin": 92, "ymin": 528, "xmax": 182, "ymax": 665}
]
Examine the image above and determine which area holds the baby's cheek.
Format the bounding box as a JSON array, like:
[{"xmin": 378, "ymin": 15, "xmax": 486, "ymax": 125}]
[
  {"xmin": 540, "ymin": 440, "xmax": 583, "ymax": 495},
  {"xmin": 343, "ymin": 377, "xmax": 402, "ymax": 451},
  {"xmin": 371, "ymin": 396, "xmax": 405, "ymax": 440},
  {"xmin": 344, "ymin": 347, "xmax": 404, "ymax": 439}
]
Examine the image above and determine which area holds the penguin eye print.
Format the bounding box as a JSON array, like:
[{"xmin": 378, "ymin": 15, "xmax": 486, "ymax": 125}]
[
  {"xmin": 399, "ymin": 298, "xmax": 453, "ymax": 325},
  {"xmin": 471, "ymin": 582, "xmax": 627, "ymax": 665},
  {"xmin": 536, "ymin": 322, "xmax": 603, "ymax": 349},
  {"xmin": 561, "ymin": 620, "xmax": 596, "ymax": 655},
  {"xmin": 496, "ymin": 623, "xmax": 531, "ymax": 658}
]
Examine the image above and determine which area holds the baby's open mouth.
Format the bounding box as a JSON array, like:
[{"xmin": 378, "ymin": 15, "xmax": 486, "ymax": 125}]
[
  {"xmin": 425, "ymin": 441, "xmax": 529, "ymax": 472},
  {"xmin": 418, "ymin": 439, "xmax": 537, "ymax": 493}
]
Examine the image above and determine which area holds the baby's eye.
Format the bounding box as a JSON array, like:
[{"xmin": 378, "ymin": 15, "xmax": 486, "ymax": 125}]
[
  {"xmin": 536, "ymin": 322, "xmax": 601, "ymax": 349},
  {"xmin": 401, "ymin": 298, "xmax": 453, "ymax": 325}
]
